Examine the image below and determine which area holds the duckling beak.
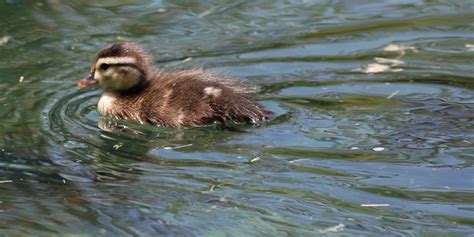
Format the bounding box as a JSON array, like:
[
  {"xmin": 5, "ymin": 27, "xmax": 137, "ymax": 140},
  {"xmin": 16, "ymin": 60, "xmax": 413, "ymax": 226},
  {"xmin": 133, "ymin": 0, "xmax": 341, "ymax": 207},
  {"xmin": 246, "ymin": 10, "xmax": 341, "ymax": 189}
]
[{"xmin": 77, "ymin": 72, "xmax": 99, "ymax": 88}]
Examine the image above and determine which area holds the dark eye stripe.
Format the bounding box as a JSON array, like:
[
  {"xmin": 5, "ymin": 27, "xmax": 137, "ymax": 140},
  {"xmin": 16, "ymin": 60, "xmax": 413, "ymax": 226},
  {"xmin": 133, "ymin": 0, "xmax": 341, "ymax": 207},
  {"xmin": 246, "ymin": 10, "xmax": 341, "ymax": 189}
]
[
  {"xmin": 97, "ymin": 63, "xmax": 137, "ymax": 68},
  {"xmin": 95, "ymin": 62, "xmax": 144, "ymax": 75},
  {"xmin": 113, "ymin": 63, "xmax": 137, "ymax": 66}
]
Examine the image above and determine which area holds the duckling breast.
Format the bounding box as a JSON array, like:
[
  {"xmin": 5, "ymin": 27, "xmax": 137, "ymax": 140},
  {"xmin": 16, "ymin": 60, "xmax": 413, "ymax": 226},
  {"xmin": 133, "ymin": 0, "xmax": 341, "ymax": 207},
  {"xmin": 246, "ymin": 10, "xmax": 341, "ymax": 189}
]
[
  {"xmin": 98, "ymin": 91, "xmax": 146, "ymax": 124},
  {"xmin": 98, "ymin": 92, "xmax": 117, "ymax": 116}
]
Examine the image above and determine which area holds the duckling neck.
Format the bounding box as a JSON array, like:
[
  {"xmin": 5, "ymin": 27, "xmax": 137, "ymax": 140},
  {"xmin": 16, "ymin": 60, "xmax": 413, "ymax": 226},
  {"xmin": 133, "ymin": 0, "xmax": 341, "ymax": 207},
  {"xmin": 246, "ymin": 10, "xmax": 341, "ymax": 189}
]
[{"xmin": 113, "ymin": 77, "xmax": 150, "ymax": 96}]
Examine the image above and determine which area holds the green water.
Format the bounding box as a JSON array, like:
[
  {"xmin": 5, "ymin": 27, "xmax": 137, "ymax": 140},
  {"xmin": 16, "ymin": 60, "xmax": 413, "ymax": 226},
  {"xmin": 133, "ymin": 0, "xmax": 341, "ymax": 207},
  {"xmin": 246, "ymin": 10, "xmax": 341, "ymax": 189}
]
[{"xmin": 1, "ymin": 0, "xmax": 473, "ymax": 236}]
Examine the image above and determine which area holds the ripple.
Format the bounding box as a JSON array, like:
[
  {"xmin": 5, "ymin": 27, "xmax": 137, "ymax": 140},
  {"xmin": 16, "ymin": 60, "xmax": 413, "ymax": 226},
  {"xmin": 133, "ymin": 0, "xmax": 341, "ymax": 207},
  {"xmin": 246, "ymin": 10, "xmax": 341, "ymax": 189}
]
[{"xmin": 47, "ymin": 88, "xmax": 100, "ymax": 133}]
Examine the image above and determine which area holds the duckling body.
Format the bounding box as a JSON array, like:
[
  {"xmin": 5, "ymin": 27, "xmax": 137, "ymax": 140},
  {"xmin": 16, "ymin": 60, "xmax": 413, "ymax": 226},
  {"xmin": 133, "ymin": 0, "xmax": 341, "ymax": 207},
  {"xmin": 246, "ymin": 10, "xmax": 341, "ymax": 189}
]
[{"xmin": 78, "ymin": 43, "xmax": 271, "ymax": 127}]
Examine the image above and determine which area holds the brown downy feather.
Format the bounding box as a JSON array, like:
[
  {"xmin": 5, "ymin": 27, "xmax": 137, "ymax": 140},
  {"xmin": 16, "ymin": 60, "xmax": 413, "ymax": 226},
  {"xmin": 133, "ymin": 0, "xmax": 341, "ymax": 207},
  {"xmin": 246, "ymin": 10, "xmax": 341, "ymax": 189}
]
[{"xmin": 79, "ymin": 43, "xmax": 272, "ymax": 128}]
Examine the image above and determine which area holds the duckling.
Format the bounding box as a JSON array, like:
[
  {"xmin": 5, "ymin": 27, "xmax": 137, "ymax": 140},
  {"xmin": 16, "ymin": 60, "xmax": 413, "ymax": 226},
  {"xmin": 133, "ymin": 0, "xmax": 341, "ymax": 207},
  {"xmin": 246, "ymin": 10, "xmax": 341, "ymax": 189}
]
[{"xmin": 77, "ymin": 42, "xmax": 272, "ymax": 128}]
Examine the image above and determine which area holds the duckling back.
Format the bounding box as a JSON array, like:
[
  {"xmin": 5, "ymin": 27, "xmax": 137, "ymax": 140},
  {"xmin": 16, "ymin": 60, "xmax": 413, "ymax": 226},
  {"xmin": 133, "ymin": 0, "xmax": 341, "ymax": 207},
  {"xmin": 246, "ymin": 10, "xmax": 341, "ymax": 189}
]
[{"xmin": 141, "ymin": 69, "xmax": 272, "ymax": 127}]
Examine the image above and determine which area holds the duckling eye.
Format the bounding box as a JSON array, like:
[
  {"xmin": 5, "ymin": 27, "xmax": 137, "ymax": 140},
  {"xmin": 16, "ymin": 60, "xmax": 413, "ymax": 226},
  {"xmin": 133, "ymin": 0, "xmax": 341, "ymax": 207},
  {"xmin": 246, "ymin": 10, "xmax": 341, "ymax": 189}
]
[{"xmin": 100, "ymin": 63, "xmax": 110, "ymax": 71}]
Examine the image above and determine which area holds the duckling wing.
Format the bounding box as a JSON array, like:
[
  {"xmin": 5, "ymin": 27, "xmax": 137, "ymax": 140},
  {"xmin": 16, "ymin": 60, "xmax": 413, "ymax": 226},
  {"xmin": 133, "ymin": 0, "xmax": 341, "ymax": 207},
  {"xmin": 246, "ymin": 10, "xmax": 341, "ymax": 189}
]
[{"xmin": 142, "ymin": 70, "xmax": 271, "ymax": 127}]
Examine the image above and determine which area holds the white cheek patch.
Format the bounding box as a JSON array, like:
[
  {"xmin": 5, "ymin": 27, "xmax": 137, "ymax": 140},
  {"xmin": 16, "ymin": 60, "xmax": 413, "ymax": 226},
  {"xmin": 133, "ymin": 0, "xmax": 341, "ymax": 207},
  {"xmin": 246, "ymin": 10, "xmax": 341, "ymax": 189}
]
[
  {"xmin": 94, "ymin": 67, "xmax": 117, "ymax": 88},
  {"xmin": 100, "ymin": 66, "xmax": 141, "ymax": 90},
  {"xmin": 96, "ymin": 57, "xmax": 137, "ymax": 68},
  {"xmin": 94, "ymin": 70, "xmax": 103, "ymax": 81},
  {"xmin": 115, "ymin": 67, "xmax": 141, "ymax": 90}
]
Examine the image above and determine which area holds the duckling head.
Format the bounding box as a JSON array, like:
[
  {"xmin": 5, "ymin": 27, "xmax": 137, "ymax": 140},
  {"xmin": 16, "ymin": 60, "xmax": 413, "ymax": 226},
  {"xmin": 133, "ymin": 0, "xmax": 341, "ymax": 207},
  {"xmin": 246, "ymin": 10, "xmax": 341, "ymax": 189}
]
[{"xmin": 78, "ymin": 42, "xmax": 152, "ymax": 92}]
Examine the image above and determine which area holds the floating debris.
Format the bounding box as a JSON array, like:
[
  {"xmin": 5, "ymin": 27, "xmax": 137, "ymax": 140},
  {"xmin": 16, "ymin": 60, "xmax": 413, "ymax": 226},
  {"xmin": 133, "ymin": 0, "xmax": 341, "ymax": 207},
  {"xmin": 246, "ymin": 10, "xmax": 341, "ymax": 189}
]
[
  {"xmin": 356, "ymin": 63, "xmax": 391, "ymax": 74},
  {"xmin": 181, "ymin": 57, "xmax": 192, "ymax": 63},
  {"xmin": 466, "ymin": 44, "xmax": 474, "ymax": 51},
  {"xmin": 289, "ymin": 158, "xmax": 309, "ymax": 164},
  {"xmin": 19, "ymin": 76, "xmax": 24, "ymax": 83},
  {"xmin": 320, "ymin": 223, "xmax": 345, "ymax": 233},
  {"xmin": 372, "ymin": 147, "xmax": 385, "ymax": 152},
  {"xmin": 219, "ymin": 196, "xmax": 228, "ymax": 202},
  {"xmin": 387, "ymin": 90, "xmax": 400, "ymax": 99},
  {"xmin": 198, "ymin": 6, "xmax": 218, "ymax": 18},
  {"xmin": 128, "ymin": 200, "xmax": 154, "ymax": 208},
  {"xmin": 163, "ymin": 144, "xmax": 193, "ymax": 150},
  {"xmin": 353, "ymin": 43, "xmax": 418, "ymax": 73},
  {"xmin": 361, "ymin": 204, "xmax": 390, "ymax": 207},
  {"xmin": 384, "ymin": 43, "xmax": 417, "ymax": 53},
  {"xmin": 356, "ymin": 56, "xmax": 405, "ymax": 74},
  {"xmin": 374, "ymin": 57, "xmax": 404, "ymax": 66},
  {"xmin": 0, "ymin": 180, "xmax": 13, "ymax": 184},
  {"xmin": 174, "ymin": 144, "xmax": 193, "ymax": 149},
  {"xmin": 113, "ymin": 143, "xmax": 123, "ymax": 150},
  {"xmin": 116, "ymin": 36, "xmax": 128, "ymax": 41},
  {"xmin": 0, "ymin": 36, "xmax": 10, "ymax": 46},
  {"xmin": 201, "ymin": 184, "xmax": 217, "ymax": 194},
  {"xmin": 383, "ymin": 44, "xmax": 403, "ymax": 52},
  {"xmin": 250, "ymin": 157, "xmax": 261, "ymax": 163},
  {"xmin": 157, "ymin": 8, "xmax": 167, "ymax": 13},
  {"xmin": 209, "ymin": 185, "xmax": 216, "ymax": 192}
]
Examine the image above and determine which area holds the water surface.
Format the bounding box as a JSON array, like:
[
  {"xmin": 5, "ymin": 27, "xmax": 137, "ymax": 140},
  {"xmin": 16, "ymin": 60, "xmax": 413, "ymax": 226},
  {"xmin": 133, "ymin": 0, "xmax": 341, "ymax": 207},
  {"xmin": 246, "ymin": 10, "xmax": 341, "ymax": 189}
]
[{"xmin": 0, "ymin": 0, "xmax": 473, "ymax": 236}]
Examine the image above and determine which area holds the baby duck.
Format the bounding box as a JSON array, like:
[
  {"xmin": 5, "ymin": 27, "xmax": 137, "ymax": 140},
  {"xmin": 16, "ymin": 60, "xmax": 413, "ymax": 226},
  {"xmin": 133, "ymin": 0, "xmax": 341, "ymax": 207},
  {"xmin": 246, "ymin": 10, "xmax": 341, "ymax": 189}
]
[{"xmin": 77, "ymin": 42, "xmax": 272, "ymax": 127}]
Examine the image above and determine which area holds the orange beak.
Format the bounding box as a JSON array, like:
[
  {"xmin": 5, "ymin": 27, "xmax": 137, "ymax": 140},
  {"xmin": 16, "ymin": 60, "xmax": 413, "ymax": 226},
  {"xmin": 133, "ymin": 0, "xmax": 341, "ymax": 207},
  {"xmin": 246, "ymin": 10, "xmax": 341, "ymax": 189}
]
[{"xmin": 77, "ymin": 72, "xmax": 99, "ymax": 88}]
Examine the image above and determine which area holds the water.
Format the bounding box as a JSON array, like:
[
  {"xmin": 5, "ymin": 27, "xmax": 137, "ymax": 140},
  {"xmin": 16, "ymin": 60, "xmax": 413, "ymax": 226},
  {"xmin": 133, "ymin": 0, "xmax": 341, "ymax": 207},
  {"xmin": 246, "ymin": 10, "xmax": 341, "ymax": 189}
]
[{"xmin": 1, "ymin": 0, "xmax": 473, "ymax": 236}]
